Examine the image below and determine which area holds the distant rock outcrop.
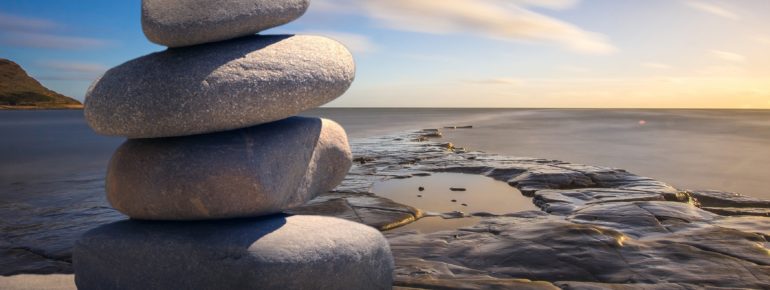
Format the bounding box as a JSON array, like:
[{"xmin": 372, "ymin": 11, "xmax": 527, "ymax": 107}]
[{"xmin": 0, "ymin": 58, "xmax": 83, "ymax": 109}]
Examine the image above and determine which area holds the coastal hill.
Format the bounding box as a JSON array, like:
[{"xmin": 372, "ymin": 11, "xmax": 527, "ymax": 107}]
[{"xmin": 0, "ymin": 58, "xmax": 83, "ymax": 110}]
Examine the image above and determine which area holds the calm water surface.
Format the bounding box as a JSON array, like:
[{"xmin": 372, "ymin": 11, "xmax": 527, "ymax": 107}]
[
  {"xmin": 373, "ymin": 173, "xmax": 536, "ymax": 214},
  {"xmin": 373, "ymin": 173, "xmax": 537, "ymax": 233},
  {"xmin": 441, "ymin": 109, "xmax": 770, "ymax": 199},
  {"xmin": 1, "ymin": 108, "xmax": 769, "ymax": 200}
]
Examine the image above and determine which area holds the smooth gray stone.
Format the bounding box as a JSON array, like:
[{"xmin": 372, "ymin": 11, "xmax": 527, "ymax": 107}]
[
  {"xmin": 85, "ymin": 35, "xmax": 355, "ymax": 138},
  {"xmin": 142, "ymin": 0, "xmax": 310, "ymax": 47},
  {"xmin": 106, "ymin": 117, "xmax": 352, "ymax": 220},
  {"xmin": 74, "ymin": 215, "xmax": 394, "ymax": 290}
]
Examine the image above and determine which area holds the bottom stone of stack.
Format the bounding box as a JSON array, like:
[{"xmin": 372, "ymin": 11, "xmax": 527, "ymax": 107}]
[{"xmin": 73, "ymin": 215, "xmax": 394, "ymax": 290}]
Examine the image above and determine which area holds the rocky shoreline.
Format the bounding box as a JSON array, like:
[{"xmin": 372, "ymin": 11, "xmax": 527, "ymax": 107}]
[
  {"xmin": 0, "ymin": 59, "xmax": 84, "ymax": 110},
  {"xmin": 1, "ymin": 128, "xmax": 769, "ymax": 289},
  {"xmin": 298, "ymin": 129, "xmax": 770, "ymax": 289}
]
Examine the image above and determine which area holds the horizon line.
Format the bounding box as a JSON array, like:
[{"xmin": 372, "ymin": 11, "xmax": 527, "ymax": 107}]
[{"xmin": 319, "ymin": 107, "xmax": 770, "ymax": 110}]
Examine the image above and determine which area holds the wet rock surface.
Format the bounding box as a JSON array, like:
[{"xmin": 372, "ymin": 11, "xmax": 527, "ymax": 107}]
[
  {"xmin": 687, "ymin": 189, "xmax": 770, "ymax": 217},
  {"xmin": 2, "ymin": 129, "xmax": 769, "ymax": 289},
  {"xmin": 286, "ymin": 193, "xmax": 423, "ymax": 231},
  {"xmin": 331, "ymin": 130, "xmax": 768, "ymax": 289},
  {"xmin": 388, "ymin": 210, "xmax": 769, "ymax": 289}
]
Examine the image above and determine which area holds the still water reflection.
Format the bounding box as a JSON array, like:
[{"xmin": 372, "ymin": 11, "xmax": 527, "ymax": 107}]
[{"xmin": 374, "ymin": 173, "xmax": 537, "ymax": 233}]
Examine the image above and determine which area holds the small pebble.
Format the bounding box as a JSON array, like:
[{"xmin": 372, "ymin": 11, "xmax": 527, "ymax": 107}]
[
  {"xmin": 451, "ymin": 199, "xmax": 457, "ymax": 202},
  {"xmin": 450, "ymin": 187, "xmax": 467, "ymax": 192},
  {"xmin": 418, "ymin": 186, "xmax": 425, "ymax": 191},
  {"xmin": 417, "ymin": 195, "xmax": 422, "ymax": 198},
  {"xmin": 461, "ymin": 203, "xmax": 468, "ymax": 207}
]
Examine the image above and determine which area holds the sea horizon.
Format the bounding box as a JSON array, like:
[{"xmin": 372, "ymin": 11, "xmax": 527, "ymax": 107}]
[
  {"xmin": 3, "ymin": 108, "xmax": 769, "ymax": 200},
  {"xmin": 7, "ymin": 107, "xmax": 770, "ymax": 110}
]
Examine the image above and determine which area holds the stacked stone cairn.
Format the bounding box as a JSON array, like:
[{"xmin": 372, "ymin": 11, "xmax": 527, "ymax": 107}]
[{"xmin": 74, "ymin": 1, "xmax": 394, "ymax": 289}]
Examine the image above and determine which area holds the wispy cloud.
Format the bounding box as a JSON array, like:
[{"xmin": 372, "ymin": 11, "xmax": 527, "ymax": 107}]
[
  {"xmin": 1, "ymin": 32, "xmax": 110, "ymax": 50},
  {"xmin": 642, "ymin": 62, "xmax": 672, "ymax": 69},
  {"xmin": 696, "ymin": 65, "xmax": 746, "ymax": 76},
  {"xmin": 347, "ymin": 75, "xmax": 770, "ymax": 108},
  {"xmin": 512, "ymin": 0, "xmax": 579, "ymax": 9},
  {"xmin": 310, "ymin": 0, "xmax": 359, "ymax": 14},
  {"xmin": 37, "ymin": 60, "xmax": 108, "ymax": 73},
  {"xmin": 754, "ymin": 35, "xmax": 770, "ymax": 45},
  {"xmin": 0, "ymin": 12, "xmax": 59, "ymax": 32},
  {"xmin": 710, "ymin": 50, "xmax": 746, "ymax": 62},
  {"xmin": 34, "ymin": 75, "xmax": 103, "ymax": 82},
  {"xmin": 464, "ymin": 77, "xmax": 524, "ymax": 86},
  {"xmin": 686, "ymin": 1, "xmax": 739, "ymax": 20},
  {"xmin": 32, "ymin": 60, "xmax": 107, "ymax": 82},
  {"xmin": 0, "ymin": 11, "xmax": 110, "ymax": 50},
  {"xmin": 396, "ymin": 53, "xmax": 455, "ymax": 63},
  {"xmin": 302, "ymin": 31, "xmax": 379, "ymax": 54},
  {"xmin": 313, "ymin": 0, "xmax": 615, "ymax": 54},
  {"xmin": 559, "ymin": 65, "xmax": 591, "ymax": 73}
]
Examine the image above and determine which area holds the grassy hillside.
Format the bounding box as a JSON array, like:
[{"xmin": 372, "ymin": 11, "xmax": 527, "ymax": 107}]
[{"xmin": 0, "ymin": 58, "xmax": 83, "ymax": 109}]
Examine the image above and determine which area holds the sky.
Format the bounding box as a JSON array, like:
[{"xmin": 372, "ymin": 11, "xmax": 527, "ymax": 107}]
[{"xmin": 2, "ymin": 0, "xmax": 770, "ymax": 108}]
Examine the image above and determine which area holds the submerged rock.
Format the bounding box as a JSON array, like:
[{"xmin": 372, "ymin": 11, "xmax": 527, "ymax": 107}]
[
  {"xmin": 387, "ymin": 211, "xmax": 770, "ymax": 289},
  {"xmin": 566, "ymin": 201, "xmax": 717, "ymax": 238},
  {"xmin": 419, "ymin": 129, "xmax": 443, "ymax": 138},
  {"xmin": 353, "ymin": 156, "xmax": 377, "ymax": 164},
  {"xmin": 440, "ymin": 143, "xmax": 455, "ymax": 150},
  {"xmin": 287, "ymin": 193, "xmax": 424, "ymax": 231},
  {"xmin": 688, "ymin": 189, "xmax": 770, "ymax": 217},
  {"xmin": 85, "ymin": 35, "xmax": 354, "ymax": 138},
  {"xmin": 440, "ymin": 211, "xmax": 467, "ymax": 219},
  {"xmin": 142, "ymin": 0, "xmax": 310, "ymax": 47},
  {"xmin": 106, "ymin": 117, "xmax": 352, "ymax": 220},
  {"xmin": 533, "ymin": 188, "xmax": 667, "ymax": 215},
  {"xmin": 443, "ymin": 126, "xmax": 473, "ymax": 129},
  {"xmin": 74, "ymin": 215, "xmax": 394, "ymax": 290},
  {"xmin": 396, "ymin": 275, "xmax": 557, "ymax": 290}
]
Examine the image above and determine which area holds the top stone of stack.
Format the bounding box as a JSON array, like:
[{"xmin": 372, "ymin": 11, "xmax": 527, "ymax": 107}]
[
  {"xmin": 86, "ymin": 0, "xmax": 355, "ymax": 139},
  {"xmin": 142, "ymin": 0, "xmax": 311, "ymax": 47}
]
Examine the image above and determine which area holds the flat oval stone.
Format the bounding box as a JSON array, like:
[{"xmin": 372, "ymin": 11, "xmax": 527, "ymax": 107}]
[
  {"xmin": 106, "ymin": 117, "xmax": 352, "ymax": 220},
  {"xmin": 74, "ymin": 215, "xmax": 394, "ymax": 290},
  {"xmin": 142, "ymin": 0, "xmax": 310, "ymax": 47},
  {"xmin": 84, "ymin": 35, "xmax": 355, "ymax": 138}
]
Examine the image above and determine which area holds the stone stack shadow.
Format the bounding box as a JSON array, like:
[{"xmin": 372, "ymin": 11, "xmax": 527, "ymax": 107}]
[{"xmin": 75, "ymin": 1, "xmax": 393, "ymax": 289}]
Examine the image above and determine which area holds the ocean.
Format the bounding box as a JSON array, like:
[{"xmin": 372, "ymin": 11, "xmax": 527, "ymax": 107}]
[{"xmin": 1, "ymin": 108, "xmax": 769, "ymax": 201}]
